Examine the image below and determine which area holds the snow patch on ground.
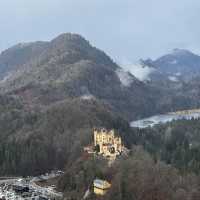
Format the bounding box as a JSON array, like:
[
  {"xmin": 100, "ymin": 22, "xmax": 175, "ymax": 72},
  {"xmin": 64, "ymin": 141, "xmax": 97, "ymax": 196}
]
[
  {"xmin": 116, "ymin": 68, "xmax": 134, "ymax": 87},
  {"xmin": 168, "ymin": 76, "xmax": 179, "ymax": 82},
  {"xmin": 0, "ymin": 72, "xmax": 13, "ymax": 84},
  {"xmin": 80, "ymin": 94, "xmax": 95, "ymax": 100},
  {"xmin": 169, "ymin": 60, "xmax": 178, "ymax": 64}
]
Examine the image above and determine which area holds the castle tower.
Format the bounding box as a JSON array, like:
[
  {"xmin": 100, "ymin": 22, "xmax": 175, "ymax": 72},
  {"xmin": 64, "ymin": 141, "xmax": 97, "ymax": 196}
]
[{"xmin": 93, "ymin": 128, "xmax": 123, "ymax": 159}]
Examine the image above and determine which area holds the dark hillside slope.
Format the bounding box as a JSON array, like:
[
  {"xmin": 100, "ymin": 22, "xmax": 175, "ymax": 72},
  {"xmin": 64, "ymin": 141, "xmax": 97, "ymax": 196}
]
[
  {"xmin": 0, "ymin": 97, "xmax": 129, "ymax": 176},
  {"xmin": 0, "ymin": 42, "xmax": 49, "ymax": 78}
]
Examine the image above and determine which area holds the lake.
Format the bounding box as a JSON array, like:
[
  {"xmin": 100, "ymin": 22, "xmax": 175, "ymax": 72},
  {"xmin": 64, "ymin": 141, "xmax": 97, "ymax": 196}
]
[{"xmin": 130, "ymin": 111, "xmax": 200, "ymax": 128}]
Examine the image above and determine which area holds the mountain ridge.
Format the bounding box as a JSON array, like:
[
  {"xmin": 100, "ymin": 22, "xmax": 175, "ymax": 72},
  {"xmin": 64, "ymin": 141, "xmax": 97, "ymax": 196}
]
[
  {"xmin": 0, "ymin": 33, "xmax": 159, "ymax": 120},
  {"xmin": 142, "ymin": 48, "xmax": 200, "ymax": 81}
]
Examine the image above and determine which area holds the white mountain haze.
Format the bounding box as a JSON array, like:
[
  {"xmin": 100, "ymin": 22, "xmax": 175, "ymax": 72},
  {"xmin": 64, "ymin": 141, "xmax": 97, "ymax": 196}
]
[{"xmin": 120, "ymin": 62, "xmax": 155, "ymax": 82}]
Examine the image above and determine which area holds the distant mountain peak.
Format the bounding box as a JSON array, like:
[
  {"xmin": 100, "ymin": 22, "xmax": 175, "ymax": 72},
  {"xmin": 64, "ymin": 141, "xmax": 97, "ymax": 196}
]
[
  {"xmin": 51, "ymin": 33, "xmax": 90, "ymax": 47},
  {"xmin": 14, "ymin": 42, "xmax": 33, "ymax": 49},
  {"xmin": 52, "ymin": 33, "xmax": 86, "ymax": 41},
  {"xmin": 142, "ymin": 48, "xmax": 200, "ymax": 82},
  {"xmin": 170, "ymin": 48, "xmax": 194, "ymax": 56}
]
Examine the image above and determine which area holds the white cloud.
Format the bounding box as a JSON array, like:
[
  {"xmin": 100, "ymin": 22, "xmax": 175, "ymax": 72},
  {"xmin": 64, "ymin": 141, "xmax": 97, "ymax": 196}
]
[
  {"xmin": 120, "ymin": 62, "xmax": 155, "ymax": 82},
  {"xmin": 175, "ymin": 72, "xmax": 181, "ymax": 76}
]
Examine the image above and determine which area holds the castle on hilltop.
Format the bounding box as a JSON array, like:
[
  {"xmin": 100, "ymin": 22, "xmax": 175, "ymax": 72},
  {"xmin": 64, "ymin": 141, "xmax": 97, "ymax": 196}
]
[{"xmin": 94, "ymin": 128, "xmax": 123, "ymax": 160}]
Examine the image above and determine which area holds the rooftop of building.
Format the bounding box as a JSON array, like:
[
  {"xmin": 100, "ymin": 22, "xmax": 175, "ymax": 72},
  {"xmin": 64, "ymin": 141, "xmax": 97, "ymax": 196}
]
[
  {"xmin": 94, "ymin": 127, "xmax": 121, "ymax": 136},
  {"xmin": 93, "ymin": 179, "xmax": 111, "ymax": 189}
]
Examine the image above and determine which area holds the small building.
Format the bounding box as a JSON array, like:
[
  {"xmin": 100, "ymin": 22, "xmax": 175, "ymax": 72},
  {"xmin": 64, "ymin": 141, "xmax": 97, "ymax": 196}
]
[
  {"xmin": 12, "ymin": 184, "xmax": 29, "ymax": 194},
  {"xmin": 93, "ymin": 179, "xmax": 111, "ymax": 196}
]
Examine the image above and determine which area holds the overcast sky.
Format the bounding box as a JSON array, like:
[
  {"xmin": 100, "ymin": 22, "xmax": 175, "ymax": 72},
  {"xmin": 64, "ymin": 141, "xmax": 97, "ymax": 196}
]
[{"xmin": 0, "ymin": 0, "xmax": 200, "ymax": 63}]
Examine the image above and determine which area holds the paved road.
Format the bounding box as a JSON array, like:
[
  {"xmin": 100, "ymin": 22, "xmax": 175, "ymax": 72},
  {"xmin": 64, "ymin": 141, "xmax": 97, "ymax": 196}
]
[{"xmin": 0, "ymin": 178, "xmax": 20, "ymax": 184}]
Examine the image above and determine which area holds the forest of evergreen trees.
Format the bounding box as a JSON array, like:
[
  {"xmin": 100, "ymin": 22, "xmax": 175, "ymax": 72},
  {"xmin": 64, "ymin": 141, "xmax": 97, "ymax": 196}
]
[
  {"xmin": 132, "ymin": 118, "xmax": 200, "ymax": 175},
  {"xmin": 2, "ymin": 94, "xmax": 200, "ymax": 199},
  {"xmin": 59, "ymin": 118, "xmax": 200, "ymax": 200}
]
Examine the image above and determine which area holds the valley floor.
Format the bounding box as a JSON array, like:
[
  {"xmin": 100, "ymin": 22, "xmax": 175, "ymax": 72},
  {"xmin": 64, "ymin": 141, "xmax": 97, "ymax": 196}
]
[{"xmin": 0, "ymin": 171, "xmax": 63, "ymax": 200}]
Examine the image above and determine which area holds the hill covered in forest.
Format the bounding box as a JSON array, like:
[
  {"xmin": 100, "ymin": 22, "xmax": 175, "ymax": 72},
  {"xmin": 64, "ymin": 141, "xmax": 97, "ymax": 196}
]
[{"xmin": 0, "ymin": 33, "xmax": 160, "ymax": 120}]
